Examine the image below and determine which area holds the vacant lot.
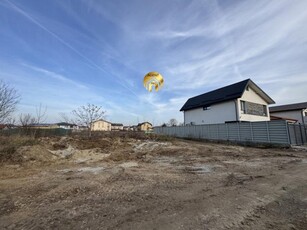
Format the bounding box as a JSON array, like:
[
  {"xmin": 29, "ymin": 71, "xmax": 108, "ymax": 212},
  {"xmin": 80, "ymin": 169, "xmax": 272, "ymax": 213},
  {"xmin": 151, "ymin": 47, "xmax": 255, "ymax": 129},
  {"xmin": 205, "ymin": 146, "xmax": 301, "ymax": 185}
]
[{"xmin": 0, "ymin": 134, "xmax": 306, "ymax": 230}]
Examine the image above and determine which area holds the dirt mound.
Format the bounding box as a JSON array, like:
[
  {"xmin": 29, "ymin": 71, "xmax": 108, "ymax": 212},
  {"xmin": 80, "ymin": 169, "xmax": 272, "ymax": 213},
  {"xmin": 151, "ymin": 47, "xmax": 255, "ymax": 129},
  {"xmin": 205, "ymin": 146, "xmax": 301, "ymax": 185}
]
[
  {"xmin": 70, "ymin": 137, "xmax": 114, "ymax": 150},
  {"xmin": 17, "ymin": 145, "xmax": 59, "ymax": 163}
]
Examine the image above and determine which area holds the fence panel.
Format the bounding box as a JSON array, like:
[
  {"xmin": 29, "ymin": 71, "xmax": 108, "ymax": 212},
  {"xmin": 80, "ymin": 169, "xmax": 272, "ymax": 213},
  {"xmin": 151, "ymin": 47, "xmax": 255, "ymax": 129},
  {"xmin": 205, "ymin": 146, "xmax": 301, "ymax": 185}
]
[
  {"xmin": 239, "ymin": 123, "xmax": 253, "ymax": 142},
  {"xmin": 218, "ymin": 124, "xmax": 227, "ymax": 140},
  {"xmin": 227, "ymin": 123, "xmax": 239, "ymax": 141},
  {"xmin": 251, "ymin": 122, "xmax": 269, "ymax": 143},
  {"xmin": 268, "ymin": 121, "xmax": 290, "ymax": 144}
]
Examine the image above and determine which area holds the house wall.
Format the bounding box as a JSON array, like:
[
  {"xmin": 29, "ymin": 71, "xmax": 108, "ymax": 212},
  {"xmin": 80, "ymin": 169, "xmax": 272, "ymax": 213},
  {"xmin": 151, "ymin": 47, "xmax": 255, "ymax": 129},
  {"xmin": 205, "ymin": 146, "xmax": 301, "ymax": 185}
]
[
  {"xmin": 184, "ymin": 100, "xmax": 237, "ymax": 125},
  {"xmin": 270, "ymin": 110, "xmax": 306, "ymax": 124},
  {"xmin": 91, "ymin": 120, "xmax": 111, "ymax": 131},
  {"xmin": 111, "ymin": 125, "xmax": 123, "ymax": 131},
  {"xmin": 59, "ymin": 125, "xmax": 77, "ymax": 130},
  {"xmin": 238, "ymin": 87, "xmax": 270, "ymax": 122}
]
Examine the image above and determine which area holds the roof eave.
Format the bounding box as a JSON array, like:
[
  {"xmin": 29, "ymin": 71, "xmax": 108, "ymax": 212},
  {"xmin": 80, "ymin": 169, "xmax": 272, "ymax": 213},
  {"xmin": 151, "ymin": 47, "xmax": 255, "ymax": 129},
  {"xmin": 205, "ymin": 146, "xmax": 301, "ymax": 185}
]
[
  {"xmin": 180, "ymin": 97, "xmax": 239, "ymax": 112},
  {"xmin": 270, "ymin": 108, "xmax": 303, "ymax": 113}
]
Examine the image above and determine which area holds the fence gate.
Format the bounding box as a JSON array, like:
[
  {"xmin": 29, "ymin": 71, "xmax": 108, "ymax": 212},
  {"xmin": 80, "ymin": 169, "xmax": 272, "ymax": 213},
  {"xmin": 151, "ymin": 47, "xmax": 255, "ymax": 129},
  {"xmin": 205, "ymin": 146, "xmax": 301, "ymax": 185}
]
[{"xmin": 288, "ymin": 124, "xmax": 307, "ymax": 145}]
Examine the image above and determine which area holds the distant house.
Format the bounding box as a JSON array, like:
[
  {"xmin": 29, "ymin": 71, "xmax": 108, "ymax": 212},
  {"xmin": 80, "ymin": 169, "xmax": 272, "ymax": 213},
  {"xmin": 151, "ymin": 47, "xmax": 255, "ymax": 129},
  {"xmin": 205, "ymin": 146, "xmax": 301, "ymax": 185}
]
[
  {"xmin": 111, "ymin": 123, "xmax": 124, "ymax": 131},
  {"xmin": 270, "ymin": 115, "xmax": 298, "ymax": 124},
  {"xmin": 0, "ymin": 124, "xmax": 10, "ymax": 130},
  {"xmin": 180, "ymin": 79, "xmax": 275, "ymax": 125},
  {"xmin": 51, "ymin": 122, "xmax": 78, "ymax": 129},
  {"xmin": 28, "ymin": 123, "xmax": 53, "ymax": 129},
  {"xmin": 78, "ymin": 125, "xmax": 88, "ymax": 131},
  {"xmin": 91, "ymin": 119, "xmax": 111, "ymax": 131},
  {"xmin": 269, "ymin": 102, "xmax": 307, "ymax": 124},
  {"xmin": 137, "ymin": 122, "xmax": 152, "ymax": 131},
  {"xmin": 123, "ymin": 126, "xmax": 131, "ymax": 131},
  {"xmin": 124, "ymin": 126, "xmax": 137, "ymax": 131}
]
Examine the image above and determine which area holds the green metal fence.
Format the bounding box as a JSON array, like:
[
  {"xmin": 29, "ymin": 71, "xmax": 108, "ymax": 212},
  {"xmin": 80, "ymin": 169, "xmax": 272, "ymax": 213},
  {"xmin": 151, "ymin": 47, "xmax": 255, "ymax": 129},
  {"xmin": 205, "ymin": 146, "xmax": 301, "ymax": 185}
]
[{"xmin": 0, "ymin": 128, "xmax": 72, "ymax": 137}]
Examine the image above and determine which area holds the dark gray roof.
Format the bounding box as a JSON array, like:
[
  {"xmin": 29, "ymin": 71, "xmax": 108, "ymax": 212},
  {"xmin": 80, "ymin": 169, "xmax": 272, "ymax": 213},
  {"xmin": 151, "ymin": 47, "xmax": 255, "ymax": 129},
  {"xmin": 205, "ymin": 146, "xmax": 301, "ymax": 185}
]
[
  {"xmin": 269, "ymin": 102, "xmax": 307, "ymax": 112},
  {"xmin": 137, "ymin": 122, "xmax": 152, "ymax": 126},
  {"xmin": 93, "ymin": 119, "xmax": 111, "ymax": 124},
  {"xmin": 180, "ymin": 79, "xmax": 274, "ymax": 111},
  {"xmin": 29, "ymin": 123, "xmax": 52, "ymax": 127},
  {"xmin": 111, "ymin": 123, "xmax": 123, "ymax": 126},
  {"xmin": 56, "ymin": 122, "xmax": 76, "ymax": 126}
]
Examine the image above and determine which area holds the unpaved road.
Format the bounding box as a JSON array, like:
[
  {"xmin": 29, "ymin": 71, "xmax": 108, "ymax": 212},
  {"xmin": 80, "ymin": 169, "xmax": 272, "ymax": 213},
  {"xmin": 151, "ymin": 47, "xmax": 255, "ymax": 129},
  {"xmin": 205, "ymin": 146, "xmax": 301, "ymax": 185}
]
[{"xmin": 0, "ymin": 138, "xmax": 307, "ymax": 230}]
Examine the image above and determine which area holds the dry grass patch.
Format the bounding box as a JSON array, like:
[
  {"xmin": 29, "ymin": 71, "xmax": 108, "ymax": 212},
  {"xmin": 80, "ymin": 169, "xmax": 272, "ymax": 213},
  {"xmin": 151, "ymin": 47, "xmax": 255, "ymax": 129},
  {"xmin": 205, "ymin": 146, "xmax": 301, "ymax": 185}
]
[{"xmin": 0, "ymin": 135, "xmax": 38, "ymax": 164}]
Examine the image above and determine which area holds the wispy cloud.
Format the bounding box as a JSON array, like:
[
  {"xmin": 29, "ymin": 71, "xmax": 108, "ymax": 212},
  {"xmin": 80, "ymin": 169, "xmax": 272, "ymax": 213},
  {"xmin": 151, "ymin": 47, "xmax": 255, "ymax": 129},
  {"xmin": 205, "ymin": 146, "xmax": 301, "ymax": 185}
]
[
  {"xmin": 4, "ymin": 0, "xmax": 139, "ymax": 98},
  {"xmin": 23, "ymin": 64, "xmax": 88, "ymax": 89}
]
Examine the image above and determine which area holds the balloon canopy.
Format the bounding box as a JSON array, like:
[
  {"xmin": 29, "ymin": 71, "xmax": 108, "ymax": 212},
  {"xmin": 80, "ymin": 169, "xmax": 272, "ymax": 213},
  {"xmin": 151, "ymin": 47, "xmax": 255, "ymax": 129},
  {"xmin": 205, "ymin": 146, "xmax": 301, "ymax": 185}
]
[{"xmin": 143, "ymin": 72, "xmax": 164, "ymax": 92}]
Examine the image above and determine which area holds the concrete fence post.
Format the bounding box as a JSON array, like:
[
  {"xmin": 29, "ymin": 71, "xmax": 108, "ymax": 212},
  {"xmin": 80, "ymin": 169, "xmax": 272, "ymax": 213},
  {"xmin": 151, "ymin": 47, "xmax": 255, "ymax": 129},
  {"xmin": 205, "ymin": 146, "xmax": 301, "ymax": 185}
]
[
  {"xmin": 266, "ymin": 121, "xmax": 271, "ymax": 142},
  {"xmin": 226, "ymin": 123, "xmax": 229, "ymax": 140},
  {"xmin": 237, "ymin": 123, "xmax": 241, "ymax": 141},
  {"xmin": 250, "ymin": 122, "xmax": 254, "ymax": 141},
  {"xmin": 299, "ymin": 124, "xmax": 304, "ymax": 145},
  {"xmin": 285, "ymin": 121, "xmax": 291, "ymax": 145}
]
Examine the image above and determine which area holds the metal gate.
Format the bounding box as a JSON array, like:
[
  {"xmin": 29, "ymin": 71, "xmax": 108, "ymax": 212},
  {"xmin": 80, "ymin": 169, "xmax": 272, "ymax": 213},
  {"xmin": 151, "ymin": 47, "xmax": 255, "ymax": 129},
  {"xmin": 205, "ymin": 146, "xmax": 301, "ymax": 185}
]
[{"xmin": 288, "ymin": 124, "xmax": 307, "ymax": 145}]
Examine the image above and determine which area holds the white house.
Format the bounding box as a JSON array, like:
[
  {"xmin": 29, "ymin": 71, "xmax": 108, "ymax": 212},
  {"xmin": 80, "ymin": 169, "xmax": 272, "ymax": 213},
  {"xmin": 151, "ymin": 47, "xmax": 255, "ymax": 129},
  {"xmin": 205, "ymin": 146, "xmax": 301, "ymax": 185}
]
[
  {"xmin": 52, "ymin": 122, "xmax": 78, "ymax": 130},
  {"xmin": 180, "ymin": 79, "xmax": 275, "ymax": 125},
  {"xmin": 269, "ymin": 102, "xmax": 307, "ymax": 124}
]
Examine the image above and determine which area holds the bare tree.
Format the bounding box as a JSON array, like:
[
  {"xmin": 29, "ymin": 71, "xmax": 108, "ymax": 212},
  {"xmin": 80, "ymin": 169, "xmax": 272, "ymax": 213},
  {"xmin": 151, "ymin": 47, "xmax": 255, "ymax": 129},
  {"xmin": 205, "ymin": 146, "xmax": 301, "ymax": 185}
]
[
  {"xmin": 58, "ymin": 112, "xmax": 75, "ymax": 124},
  {"xmin": 35, "ymin": 103, "xmax": 47, "ymax": 124},
  {"xmin": 6, "ymin": 116, "xmax": 16, "ymax": 126},
  {"xmin": 169, "ymin": 118, "xmax": 178, "ymax": 126},
  {"xmin": 72, "ymin": 104, "xmax": 105, "ymax": 137},
  {"xmin": 19, "ymin": 113, "xmax": 36, "ymax": 127},
  {"xmin": 0, "ymin": 80, "xmax": 20, "ymax": 123},
  {"xmin": 19, "ymin": 113, "xmax": 37, "ymax": 136}
]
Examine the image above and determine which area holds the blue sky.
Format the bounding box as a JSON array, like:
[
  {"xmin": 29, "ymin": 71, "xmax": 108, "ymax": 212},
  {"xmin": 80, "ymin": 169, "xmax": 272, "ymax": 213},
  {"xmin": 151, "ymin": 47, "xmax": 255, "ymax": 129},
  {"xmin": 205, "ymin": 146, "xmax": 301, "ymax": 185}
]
[{"xmin": 1, "ymin": 0, "xmax": 307, "ymax": 125}]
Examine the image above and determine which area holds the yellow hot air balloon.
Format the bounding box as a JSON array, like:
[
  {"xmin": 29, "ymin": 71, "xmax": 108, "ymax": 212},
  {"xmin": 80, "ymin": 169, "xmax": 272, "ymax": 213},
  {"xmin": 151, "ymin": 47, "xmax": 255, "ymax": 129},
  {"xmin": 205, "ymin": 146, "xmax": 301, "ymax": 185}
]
[{"xmin": 143, "ymin": 72, "xmax": 164, "ymax": 92}]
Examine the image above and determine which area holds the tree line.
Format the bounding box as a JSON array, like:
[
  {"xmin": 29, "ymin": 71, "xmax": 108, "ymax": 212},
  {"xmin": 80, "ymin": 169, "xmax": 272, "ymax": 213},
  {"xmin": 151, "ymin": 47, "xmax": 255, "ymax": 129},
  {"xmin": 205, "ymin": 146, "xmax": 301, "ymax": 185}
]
[{"xmin": 0, "ymin": 80, "xmax": 106, "ymax": 137}]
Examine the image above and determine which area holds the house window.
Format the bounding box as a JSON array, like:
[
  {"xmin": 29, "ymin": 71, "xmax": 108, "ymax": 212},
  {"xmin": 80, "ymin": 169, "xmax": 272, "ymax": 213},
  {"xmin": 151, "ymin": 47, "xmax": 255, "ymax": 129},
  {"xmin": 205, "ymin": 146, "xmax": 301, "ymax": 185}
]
[
  {"xmin": 246, "ymin": 86, "xmax": 249, "ymax": 91},
  {"xmin": 263, "ymin": 105, "xmax": 267, "ymax": 116},
  {"xmin": 240, "ymin": 101, "xmax": 246, "ymax": 114},
  {"xmin": 241, "ymin": 101, "xmax": 267, "ymax": 116},
  {"xmin": 203, "ymin": 106, "xmax": 211, "ymax": 110}
]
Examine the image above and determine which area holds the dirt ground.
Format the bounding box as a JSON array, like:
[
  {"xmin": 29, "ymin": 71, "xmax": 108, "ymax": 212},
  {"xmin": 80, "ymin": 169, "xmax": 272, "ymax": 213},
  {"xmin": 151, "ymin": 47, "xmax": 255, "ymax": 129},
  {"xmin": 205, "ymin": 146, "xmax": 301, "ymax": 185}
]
[{"xmin": 0, "ymin": 135, "xmax": 306, "ymax": 230}]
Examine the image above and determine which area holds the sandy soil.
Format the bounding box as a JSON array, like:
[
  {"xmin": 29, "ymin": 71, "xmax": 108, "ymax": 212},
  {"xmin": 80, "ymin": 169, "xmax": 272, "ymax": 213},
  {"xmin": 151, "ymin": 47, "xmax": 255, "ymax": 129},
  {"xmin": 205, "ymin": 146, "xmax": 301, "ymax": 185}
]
[{"xmin": 0, "ymin": 137, "xmax": 306, "ymax": 230}]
